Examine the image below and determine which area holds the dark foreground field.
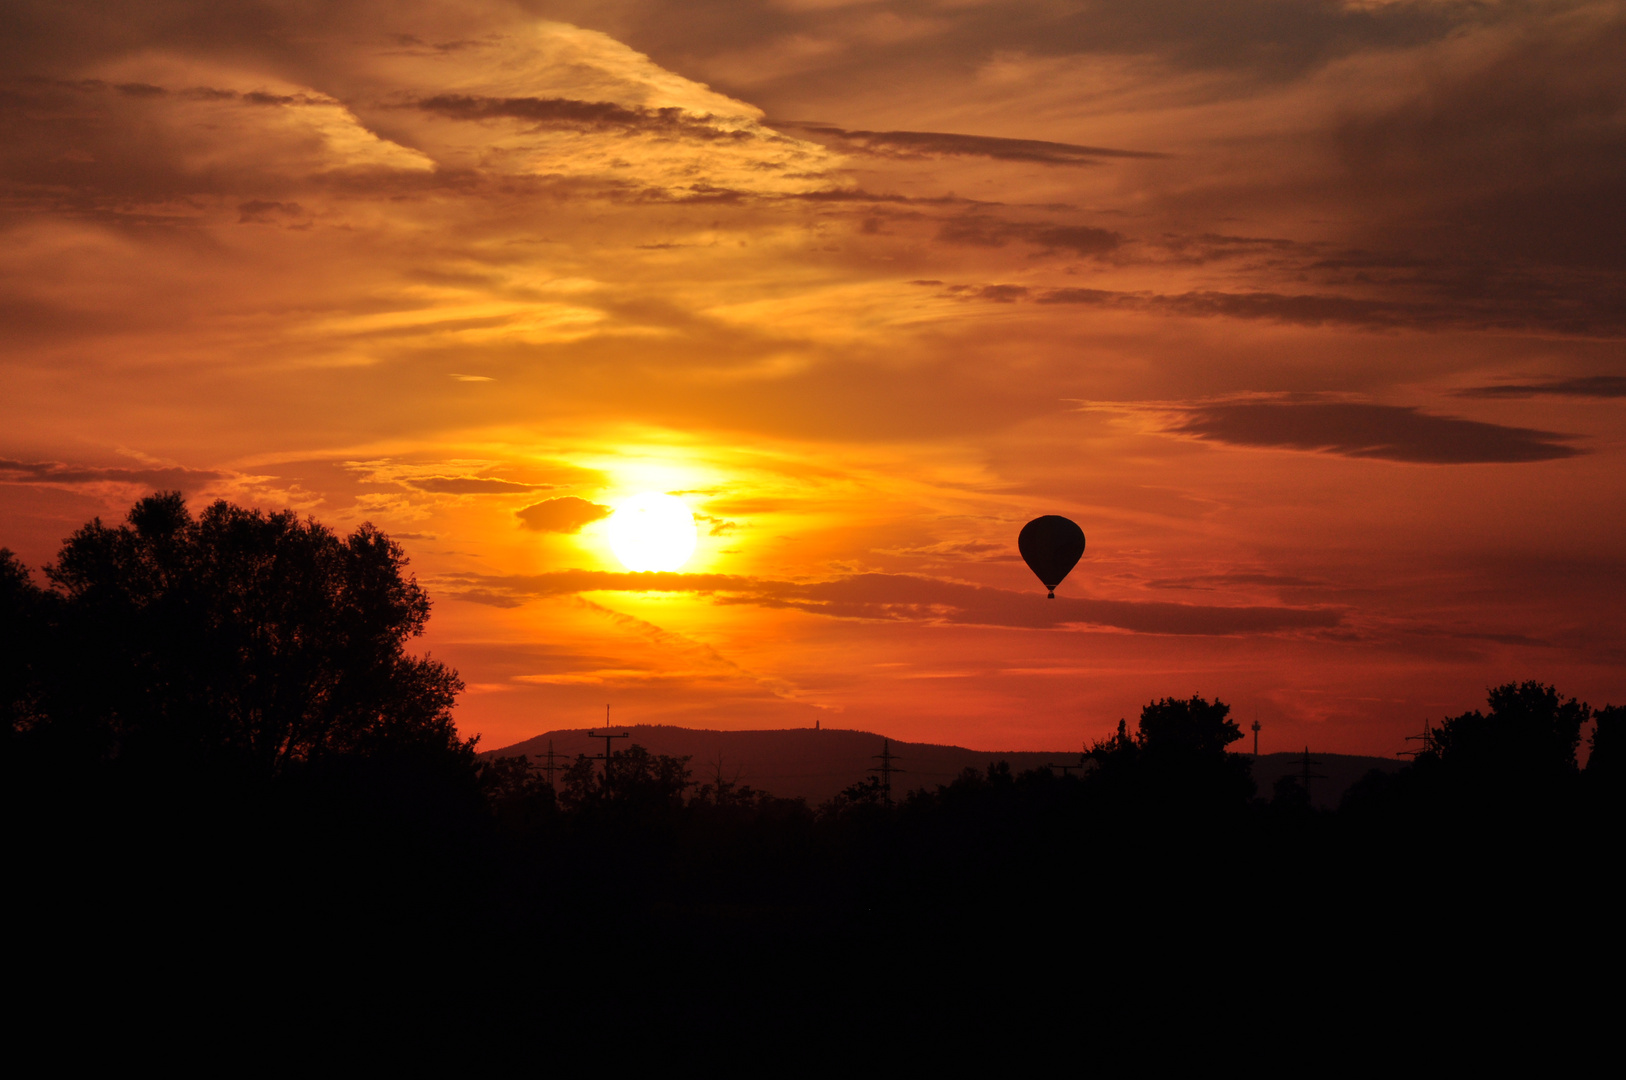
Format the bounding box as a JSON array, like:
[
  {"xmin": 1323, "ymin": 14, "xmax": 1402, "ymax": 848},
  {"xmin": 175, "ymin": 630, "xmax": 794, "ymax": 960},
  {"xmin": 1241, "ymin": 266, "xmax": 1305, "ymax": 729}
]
[{"xmin": 4, "ymin": 498, "xmax": 1617, "ymax": 1050}]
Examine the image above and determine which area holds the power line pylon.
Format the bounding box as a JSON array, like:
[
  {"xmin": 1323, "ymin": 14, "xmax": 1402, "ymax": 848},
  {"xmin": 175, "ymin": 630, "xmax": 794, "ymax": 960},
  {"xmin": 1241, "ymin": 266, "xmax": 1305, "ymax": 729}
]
[
  {"xmin": 870, "ymin": 738, "xmax": 904, "ymax": 806},
  {"xmin": 536, "ymin": 738, "xmax": 568, "ymax": 788},
  {"xmin": 1399, "ymin": 718, "xmax": 1437, "ymax": 759}
]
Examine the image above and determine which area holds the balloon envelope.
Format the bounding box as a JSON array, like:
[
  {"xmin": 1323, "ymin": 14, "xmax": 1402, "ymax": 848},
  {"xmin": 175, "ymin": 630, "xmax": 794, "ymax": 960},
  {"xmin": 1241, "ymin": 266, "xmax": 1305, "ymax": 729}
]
[{"xmin": 1019, "ymin": 516, "xmax": 1085, "ymax": 597}]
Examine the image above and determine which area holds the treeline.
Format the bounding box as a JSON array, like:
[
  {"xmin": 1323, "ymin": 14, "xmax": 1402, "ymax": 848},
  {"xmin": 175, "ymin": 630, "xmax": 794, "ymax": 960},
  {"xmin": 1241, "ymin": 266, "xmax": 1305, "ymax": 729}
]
[{"xmin": 3, "ymin": 495, "xmax": 1618, "ymax": 1031}]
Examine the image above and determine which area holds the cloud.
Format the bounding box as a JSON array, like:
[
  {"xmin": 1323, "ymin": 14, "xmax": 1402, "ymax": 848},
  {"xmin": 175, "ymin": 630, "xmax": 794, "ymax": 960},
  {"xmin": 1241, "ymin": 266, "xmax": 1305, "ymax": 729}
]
[
  {"xmin": 966, "ymin": 282, "xmax": 1429, "ymax": 326},
  {"xmin": 772, "ymin": 121, "xmax": 1163, "ymax": 165},
  {"xmin": 1456, "ymin": 376, "xmax": 1626, "ymax": 399},
  {"xmin": 1164, "ymin": 400, "xmax": 1582, "ymax": 464},
  {"xmin": 438, "ymin": 569, "xmax": 1341, "ymax": 635},
  {"xmin": 407, "ymin": 476, "xmax": 553, "ymax": 494},
  {"xmin": 237, "ymin": 199, "xmax": 304, "ymax": 223},
  {"xmin": 936, "ymin": 217, "xmax": 1122, "ymax": 257},
  {"xmin": 1144, "ymin": 571, "xmax": 1327, "ymax": 591},
  {"xmin": 0, "ymin": 458, "xmax": 225, "ymax": 488},
  {"xmin": 1330, "ymin": 6, "xmax": 1626, "ymax": 272},
  {"xmin": 930, "ymin": 281, "xmax": 1626, "ymax": 336},
  {"xmin": 411, "ymin": 94, "xmax": 758, "ymax": 142},
  {"xmin": 1034, "ymin": 285, "xmax": 1420, "ymax": 327},
  {"xmin": 516, "ymin": 496, "xmax": 613, "ymax": 533}
]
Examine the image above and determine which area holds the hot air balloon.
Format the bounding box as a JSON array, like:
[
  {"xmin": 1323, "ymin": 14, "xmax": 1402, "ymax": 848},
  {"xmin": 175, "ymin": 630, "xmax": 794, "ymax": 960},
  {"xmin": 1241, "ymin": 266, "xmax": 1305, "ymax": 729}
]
[{"xmin": 1019, "ymin": 516, "xmax": 1085, "ymax": 598}]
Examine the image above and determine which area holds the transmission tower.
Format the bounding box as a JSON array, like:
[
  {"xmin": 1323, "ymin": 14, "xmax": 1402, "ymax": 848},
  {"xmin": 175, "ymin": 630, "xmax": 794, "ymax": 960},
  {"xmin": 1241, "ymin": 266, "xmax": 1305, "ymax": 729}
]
[
  {"xmin": 536, "ymin": 738, "xmax": 568, "ymax": 787},
  {"xmin": 1400, "ymin": 718, "xmax": 1437, "ymax": 759},
  {"xmin": 870, "ymin": 738, "xmax": 905, "ymax": 806},
  {"xmin": 1252, "ymin": 717, "xmax": 1261, "ymax": 757}
]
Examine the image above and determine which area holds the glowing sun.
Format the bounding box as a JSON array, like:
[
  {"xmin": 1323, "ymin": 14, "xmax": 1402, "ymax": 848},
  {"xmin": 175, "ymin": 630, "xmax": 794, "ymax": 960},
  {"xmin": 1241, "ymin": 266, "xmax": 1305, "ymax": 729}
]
[{"xmin": 607, "ymin": 493, "xmax": 697, "ymax": 572}]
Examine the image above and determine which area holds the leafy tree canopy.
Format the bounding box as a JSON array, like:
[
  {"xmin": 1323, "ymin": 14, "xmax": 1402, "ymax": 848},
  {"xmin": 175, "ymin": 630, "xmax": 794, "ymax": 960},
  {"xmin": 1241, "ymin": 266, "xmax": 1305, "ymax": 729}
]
[
  {"xmin": 1430, "ymin": 681, "xmax": 1587, "ymax": 778},
  {"xmin": 1136, "ymin": 694, "xmax": 1243, "ymax": 757},
  {"xmin": 11, "ymin": 492, "xmax": 466, "ymax": 773}
]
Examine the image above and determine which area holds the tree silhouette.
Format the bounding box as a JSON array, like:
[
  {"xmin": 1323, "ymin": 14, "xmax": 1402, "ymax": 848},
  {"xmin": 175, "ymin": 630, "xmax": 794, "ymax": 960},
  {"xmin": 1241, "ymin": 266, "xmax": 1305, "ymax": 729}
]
[
  {"xmin": 480, "ymin": 754, "xmax": 559, "ymax": 832},
  {"xmin": 1427, "ymin": 681, "xmax": 1587, "ymax": 781},
  {"xmin": 1137, "ymin": 694, "xmax": 1245, "ymax": 758},
  {"xmin": 1593, "ymin": 709, "xmax": 1619, "ymax": 777},
  {"xmin": 0, "ymin": 549, "xmax": 48, "ymax": 746},
  {"xmin": 560, "ymin": 744, "xmax": 692, "ymax": 821},
  {"xmin": 1086, "ymin": 696, "xmax": 1255, "ymax": 816},
  {"xmin": 24, "ymin": 492, "xmax": 466, "ymax": 772}
]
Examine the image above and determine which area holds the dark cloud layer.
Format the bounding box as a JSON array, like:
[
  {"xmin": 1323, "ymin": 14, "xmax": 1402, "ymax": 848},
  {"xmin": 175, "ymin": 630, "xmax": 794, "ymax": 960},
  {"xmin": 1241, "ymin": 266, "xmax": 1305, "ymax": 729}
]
[
  {"xmin": 413, "ymin": 94, "xmax": 755, "ymax": 141},
  {"xmin": 0, "ymin": 458, "xmax": 224, "ymax": 488},
  {"xmin": 937, "ymin": 217, "xmax": 1122, "ymax": 257},
  {"xmin": 1457, "ymin": 376, "xmax": 1626, "ymax": 400},
  {"xmin": 440, "ymin": 569, "xmax": 1341, "ymax": 635},
  {"xmin": 542, "ymin": 0, "xmax": 1490, "ymax": 99},
  {"xmin": 935, "ymin": 280, "xmax": 1626, "ymax": 337},
  {"xmin": 407, "ymin": 476, "xmax": 552, "ymax": 494},
  {"xmin": 516, "ymin": 496, "xmax": 612, "ymax": 533},
  {"xmin": 773, "ymin": 121, "xmax": 1162, "ymax": 165},
  {"xmin": 1167, "ymin": 401, "xmax": 1582, "ymax": 464}
]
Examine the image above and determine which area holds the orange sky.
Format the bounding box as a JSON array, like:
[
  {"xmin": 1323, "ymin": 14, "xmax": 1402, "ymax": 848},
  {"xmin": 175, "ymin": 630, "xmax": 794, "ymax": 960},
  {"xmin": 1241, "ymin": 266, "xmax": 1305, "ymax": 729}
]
[{"xmin": 3, "ymin": 0, "xmax": 1623, "ymax": 755}]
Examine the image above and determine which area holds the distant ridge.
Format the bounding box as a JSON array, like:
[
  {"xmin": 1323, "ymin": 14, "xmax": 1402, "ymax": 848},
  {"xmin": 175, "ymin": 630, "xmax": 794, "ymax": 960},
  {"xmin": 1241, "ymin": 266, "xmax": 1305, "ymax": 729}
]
[{"xmin": 486, "ymin": 726, "xmax": 1401, "ymax": 808}]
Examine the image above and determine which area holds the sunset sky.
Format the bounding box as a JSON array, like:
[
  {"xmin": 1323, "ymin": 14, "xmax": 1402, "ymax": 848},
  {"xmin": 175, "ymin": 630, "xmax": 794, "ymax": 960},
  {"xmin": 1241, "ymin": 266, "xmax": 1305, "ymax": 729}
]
[{"xmin": 3, "ymin": 0, "xmax": 1623, "ymax": 755}]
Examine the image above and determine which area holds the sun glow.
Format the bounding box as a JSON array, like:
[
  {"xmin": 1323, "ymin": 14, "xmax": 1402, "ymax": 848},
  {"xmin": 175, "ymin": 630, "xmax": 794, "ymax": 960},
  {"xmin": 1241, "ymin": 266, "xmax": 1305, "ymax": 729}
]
[{"xmin": 607, "ymin": 493, "xmax": 698, "ymax": 572}]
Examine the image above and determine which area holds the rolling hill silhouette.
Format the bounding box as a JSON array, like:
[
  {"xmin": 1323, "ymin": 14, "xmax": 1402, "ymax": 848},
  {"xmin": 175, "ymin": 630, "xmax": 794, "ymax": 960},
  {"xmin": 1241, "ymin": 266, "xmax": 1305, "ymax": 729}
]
[{"xmin": 488, "ymin": 726, "xmax": 1399, "ymax": 807}]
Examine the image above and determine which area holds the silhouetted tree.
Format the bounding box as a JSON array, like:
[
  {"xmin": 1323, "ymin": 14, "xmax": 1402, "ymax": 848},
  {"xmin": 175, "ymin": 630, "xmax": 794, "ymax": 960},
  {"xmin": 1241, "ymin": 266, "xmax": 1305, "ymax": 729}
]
[
  {"xmin": 1086, "ymin": 696, "xmax": 1254, "ymax": 816},
  {"xmin": 690, "ymin": 771, "xmax": 768, "ymax": 810},
  {"xmin": 1138, "ymin": 695, "xmax": 1245, "ymax": 758},
  {"xmin": 22, "ymin": 492, "xmax": 467, "ymax": 772},
  {"xmin": 480, "ymin": 754, "xmax": 559, "ymax": 832},
  {"xmin": 1271, "ymin": 773, "xmax": 1311, "ymax": 813},
  {"xmin": 1586, "ymin": 704, "xmax": 1622, "ymax": 814},
  {"xmin": 1586, "ymin": 704, "xmax": 1620, "ymax": 781},
  {"xmin": 0, "ymin": 549, "xmax": 48, "ymax": 745},
  {"xmin": 560, "ymin": 744, "xmax": 692, "ymax": 820},
  {"xmin": 821, "ymin": 774, "xmax": 888, "ymax": 817},
  {"xmin": 1427, "ymin": 681, "xmax": 1586, "ymax": 782}
]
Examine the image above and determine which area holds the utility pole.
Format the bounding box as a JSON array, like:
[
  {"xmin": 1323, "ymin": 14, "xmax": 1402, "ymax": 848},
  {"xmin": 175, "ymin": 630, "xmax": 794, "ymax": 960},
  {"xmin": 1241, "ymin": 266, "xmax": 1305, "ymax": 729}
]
[
  {"xmin": 870, "ymin": 738, "xmax": 904, "ymax": 806},
  {"xmin": 588, "ymin": 705, "xmax": 629, "ymax": 778}
]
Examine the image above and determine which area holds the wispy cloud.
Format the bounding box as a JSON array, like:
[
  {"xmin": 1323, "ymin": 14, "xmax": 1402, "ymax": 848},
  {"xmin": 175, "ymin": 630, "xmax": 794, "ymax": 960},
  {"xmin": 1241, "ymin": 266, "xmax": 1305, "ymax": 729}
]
[
  {"xmin": 412, "ymin": 94, "xmax": 759, "ymax": 142},
  {"xmin": 1163, "ymin": 399, "xmax": 1582, "ymax": 464},
  {"xmin": 1456, "ymin": 376, "xmax": 1626, "ymax": 399},
  {"xmin": 773, "ymin": 121, "xmax": 1162, "ymax": 165},
  {"xmin": 0, "ymin": 458, "xmax": 224, "ymax": 488},
  {"xmin": 407, "ymin": 476, "xmax": 553, "ymax": 494},
  {"xmin": 438, "ymin": 569, "xmax": 1342, "ymax": 636}
]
